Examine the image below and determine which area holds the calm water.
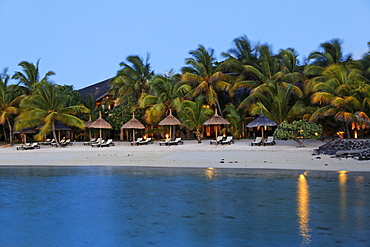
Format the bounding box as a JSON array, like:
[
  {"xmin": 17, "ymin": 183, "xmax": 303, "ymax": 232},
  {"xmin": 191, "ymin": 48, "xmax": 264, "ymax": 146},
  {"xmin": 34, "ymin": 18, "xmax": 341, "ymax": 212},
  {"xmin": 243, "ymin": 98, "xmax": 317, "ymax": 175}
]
[{"xmin": 0, "ymin": 167, "xmax": 369, "ymax": 247}]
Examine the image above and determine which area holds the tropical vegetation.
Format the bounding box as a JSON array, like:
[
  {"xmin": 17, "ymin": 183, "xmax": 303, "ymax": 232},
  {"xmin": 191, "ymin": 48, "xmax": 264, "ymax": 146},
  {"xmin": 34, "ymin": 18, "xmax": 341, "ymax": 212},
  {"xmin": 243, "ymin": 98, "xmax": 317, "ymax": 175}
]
[{"xmin": 1, "ymin": 37, "xmax": 369, "ymax": 145}]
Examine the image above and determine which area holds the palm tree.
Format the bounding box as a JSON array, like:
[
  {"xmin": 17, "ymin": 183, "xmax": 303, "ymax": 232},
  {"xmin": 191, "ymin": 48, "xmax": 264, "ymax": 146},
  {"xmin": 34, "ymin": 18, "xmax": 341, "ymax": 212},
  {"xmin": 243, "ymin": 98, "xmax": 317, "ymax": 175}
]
[
  {"xmin": 234, "ymin": 45, "xmax": 304, "ymax": 123},
  {"xmin": 110, "ymin": 54, "xmax": 154, "ymax": 104},
  {"xmin": 308, "ymin": 39, "xmax": 352, "ymax": 67},
  {"xmin": 221, "ymin": 35, "xmax": 259, "ymax": 67},
  {"xmin": 181, "ymin": 45, "xmax": 231, "ymax": 115},
  {"xmin": 239, "ymin": 80, "xmax": 304, "ymax": 123},
  {"xmin": 15, "ymin": 81, "xmax": 89, "ymax": 147},
  {"xmin": 0, "ymin": 69, "xmax": 24, "ymax": 145},
  {"xmin": 230, "ymin": 44, "xmax": 281, "ymax": 95},
  {"xmin": 308, "ymin": 63, "xmax": 370, "ymax": 138},
  {"xmin": 223, "ymin": 103, "xmax": 249, "ymax": 138},
  {"xmin": 179, "ymin": 96, "xmax": 214, "ymax": 143},
  {"xmin": 139, "ymin": 72, "xmax": 191, "ymax": 124},
  {"xmin": 12, "ymin": 60, "xmax": 55, "ymax": 93}
]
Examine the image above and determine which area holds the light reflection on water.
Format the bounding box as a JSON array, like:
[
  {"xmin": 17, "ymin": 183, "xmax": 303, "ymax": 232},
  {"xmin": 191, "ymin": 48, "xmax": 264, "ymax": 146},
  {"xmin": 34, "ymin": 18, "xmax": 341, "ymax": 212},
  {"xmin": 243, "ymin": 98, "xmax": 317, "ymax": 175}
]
[
  {"xmin": 0, "ymin": 167, "xmax": 369, "ymax": 246},
  {"xmin": 297, "ymin": 173, "xmax": 311, "ymax": 246}
]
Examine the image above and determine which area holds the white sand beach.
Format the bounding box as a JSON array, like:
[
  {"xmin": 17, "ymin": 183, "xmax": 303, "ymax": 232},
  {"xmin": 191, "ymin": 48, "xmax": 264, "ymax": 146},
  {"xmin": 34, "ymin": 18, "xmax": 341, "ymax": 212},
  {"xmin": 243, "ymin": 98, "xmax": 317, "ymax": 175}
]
[{"xmin": 1, "ymin": 139, "xmax": 369, "ymax": 172}]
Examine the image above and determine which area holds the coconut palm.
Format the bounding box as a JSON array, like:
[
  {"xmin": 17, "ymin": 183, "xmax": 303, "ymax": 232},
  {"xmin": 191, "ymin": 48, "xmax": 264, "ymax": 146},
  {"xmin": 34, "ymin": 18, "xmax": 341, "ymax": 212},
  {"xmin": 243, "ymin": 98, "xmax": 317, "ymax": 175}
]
[
  {"xmin": 15, "ymin": 81, "xmax": 89, "ymax": 147},
  {"xmin": 230, "ymin": 44, "xmax": 281, "ymax": 96},
  {"xmin": 179, "ymin": 96, "xmax": 214, "ymax": 143},
  {"xmin": 12, "ymin": 60, "xmax": 55, "ymax": 93},
  {"xmin": 110, "ymin": 54, "xmax": 154, "ymax": 104},
  {"xmin": 222, "ymin": 35, "xmax": 258, "ymax": 65},
  {"xmin": 223, "ymin": 102, "xmax": 249, "ymax": 138},
  {"xmin": 0, "ymin": 69, "xmax": 24, "ymax": 145},
  {"xmin": 240, "ymin": 80, "xmax": 303, "ymax": 123},
  {"xmin": 139, "ymin": 72, "xmax": 191, "ymax": 124},
  {"xmin": 308, "ymin": 64, "xmax": 370, "ymax": 138},
  {"xmin": 181, "ymin": 45, "xmax": 231, "ymax": 115},
  {"xmin": 308, "ymin": 39, "xmax": 352, "ymax": 67}
]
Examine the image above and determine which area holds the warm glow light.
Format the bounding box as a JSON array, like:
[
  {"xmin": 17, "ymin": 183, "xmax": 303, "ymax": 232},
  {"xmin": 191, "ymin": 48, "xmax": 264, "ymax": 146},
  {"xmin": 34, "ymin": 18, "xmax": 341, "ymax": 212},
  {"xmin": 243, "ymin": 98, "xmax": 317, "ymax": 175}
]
[
  {"xmin": 165, "ymin": 134, "xmax": 169, "ymax": 139},
  {"xmin": 297, "ymin": 173, "xmax": 311, "ymax": 245},
  {"xmin": 205, "ymin": 168, "xmax": 217, "ymax": 180},
  {"xmin": 338, "ymin": 170, "xmax": 348, "ymax": 221},
  {"xmin": 143, "ymin": 135, "xmax": 147, "ymax": 140},
  {"xmin": 354, "ymin": 131, "xmax": 358, "ymax": 139}
]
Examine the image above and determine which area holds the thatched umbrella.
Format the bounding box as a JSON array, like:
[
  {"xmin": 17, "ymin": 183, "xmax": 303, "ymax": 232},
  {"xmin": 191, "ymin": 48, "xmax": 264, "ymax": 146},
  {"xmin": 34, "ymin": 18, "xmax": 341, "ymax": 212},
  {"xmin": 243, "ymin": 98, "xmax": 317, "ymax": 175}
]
[
  {"xmin": 36, "ymin": 122, "xmax": 72, "ymax": 141},
  {"xmin": 158, "ymin": 109, "xmax": 181, "ymax": 140},
  {"xmin": 203, "ymin": 109, "xmax": 230, "ymax": 145},
  {"xmin": 246, "ymin": 114, "xmax": 278, "ymax": 143},
  {"xmin": 121, "ymin": 113, "xmax": 145, "ymax": 144},
  {"xmin": 14, "ymin": 128, "xmax": 37, "ymax": 144},
  {"xmin": 89, "ymin": 112, "xmax": 112, "ymax": 145}
]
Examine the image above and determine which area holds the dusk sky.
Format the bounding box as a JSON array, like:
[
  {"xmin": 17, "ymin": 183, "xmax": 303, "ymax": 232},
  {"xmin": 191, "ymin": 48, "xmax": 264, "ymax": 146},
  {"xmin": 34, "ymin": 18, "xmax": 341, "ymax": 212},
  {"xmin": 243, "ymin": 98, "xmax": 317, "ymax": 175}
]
[{"xmin": 1, "ymin": 0, "xmax": 369, "ymax": 90}]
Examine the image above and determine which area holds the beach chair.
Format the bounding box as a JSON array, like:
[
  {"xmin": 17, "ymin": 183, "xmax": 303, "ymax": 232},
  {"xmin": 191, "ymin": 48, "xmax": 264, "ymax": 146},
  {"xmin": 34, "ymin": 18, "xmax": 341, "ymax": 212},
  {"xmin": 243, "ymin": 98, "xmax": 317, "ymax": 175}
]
[
  {"xmin": 138, "ymin": 137, "xmax": 153, "ymax": 145},
  {"xmin": 264, "ymin": 136, "xmax": 276, "ymax": 146},
  {"xmin": 101, "ymin": 139, "xmax": 114, "ymax": 147},
  {"xmin": 61, "ymin": 139, "xmax": 73, "ymax": 146},
  {"xmin": 21, "ymin": 142, "xmax": 40, "ymax": 150},
  {"xmin": 251, "ymin": 137, "xmax": 262, "ymax": 146},
  {"xmin": 92, "ymin": 139, "xmax": 105, "ymax": 147},
  {"xmin": 159, "ymin": 138, "xmax": 171, "ymax": 146},
  {"xmin": 210, "ymin": 136, "xmax": 224, "ymax": 145},
  {"xmin": 169, "ymin": 137, "xmax": 183, "ymax": 146},
  {"xmin": 131, "ymin": 138, "xmax": 143, "ymax": 146},
  {"xmin": 221, "ymin": 136, "xmax": 234, "ymax": 145},
  {"xmin": 84, "ymin": 138, "xmax": 96, "ymax": 145},
  {"xmin": 17, "ymin": 143, "xmax": 30, "ymax": 150},
  {"xmin": 40, "ymin": 138, "xmax": 52, "ymax": 145}
]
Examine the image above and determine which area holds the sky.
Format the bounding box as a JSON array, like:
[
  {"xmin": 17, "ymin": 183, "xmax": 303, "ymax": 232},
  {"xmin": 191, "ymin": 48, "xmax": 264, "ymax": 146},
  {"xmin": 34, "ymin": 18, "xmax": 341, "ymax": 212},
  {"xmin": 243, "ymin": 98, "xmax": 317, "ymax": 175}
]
[{"xmin": 1, "ymin": 0, "xmax": 369, "ymax": 90}]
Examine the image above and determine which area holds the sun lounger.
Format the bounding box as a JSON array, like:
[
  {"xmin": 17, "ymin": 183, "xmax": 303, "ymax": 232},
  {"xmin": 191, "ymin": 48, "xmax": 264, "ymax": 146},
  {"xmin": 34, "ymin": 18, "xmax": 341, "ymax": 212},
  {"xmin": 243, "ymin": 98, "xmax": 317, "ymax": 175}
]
[
  {"xmin": 131, "ymin": 138, "xmax": 143, "ymax": 146},
  {"xmin": 221, "ymin": 136, "xmax": 234, "ymax": 145},
  {"xmin": 40, "ymin": 138, "xmax": 55, "ymax": 145},
  {"xmin": 251, "ymin": 137, "xmax": 262, "ymax": 146},
  {"xmin": 40, "ymin": 138, "xmax": 51, "ymax": 145},
  {"xmin": 92, "ymin": 139, "xmax": 105, "ymax": 147},
  {"xmin": 169, "ymin": 137, "xmax": 184, "ymax": 146},
  {"xmin": 263, "ymin": 136, "xmax": 276, "ymax": 146},
  {"xmin": 101, "ymin": 139, "xmax": 114, "ymax": 147},
  {"xmin": 60, "ymin": 139, "xmax": 73, "ymax": 146},
  {"xmin": 84, "ymin": 138, "xmax": 96, "ymax": 145},
  {"xmin": 138, "ymin": 137, "xmax": 153, "ymax": 145},
  {"xmin": 210, "ymin": 136, "xmax": 224, "ymax": 145},
  {"xmin": 159, "ymin": 138, "xmax": 171, "ymax": 146},
  {"xmin": 17, "ymin": 142, "xmax": 40, "ymax": 150}
]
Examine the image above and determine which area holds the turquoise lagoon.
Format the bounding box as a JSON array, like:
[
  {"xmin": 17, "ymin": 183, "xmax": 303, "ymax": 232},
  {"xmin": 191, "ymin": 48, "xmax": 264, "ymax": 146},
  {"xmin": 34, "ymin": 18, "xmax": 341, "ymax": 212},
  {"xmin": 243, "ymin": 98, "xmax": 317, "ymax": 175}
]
[{"xmin": 0, "ymin": 167, "xmax": 369, "ymax": 246}]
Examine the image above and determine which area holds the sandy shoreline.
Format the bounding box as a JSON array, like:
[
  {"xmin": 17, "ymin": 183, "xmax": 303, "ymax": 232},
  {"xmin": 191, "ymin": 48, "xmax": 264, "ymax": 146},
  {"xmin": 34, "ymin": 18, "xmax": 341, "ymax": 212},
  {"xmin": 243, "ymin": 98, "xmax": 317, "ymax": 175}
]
[{"xmin": 1, "ymin": 139, "xmax": 369, "ymax": 172}]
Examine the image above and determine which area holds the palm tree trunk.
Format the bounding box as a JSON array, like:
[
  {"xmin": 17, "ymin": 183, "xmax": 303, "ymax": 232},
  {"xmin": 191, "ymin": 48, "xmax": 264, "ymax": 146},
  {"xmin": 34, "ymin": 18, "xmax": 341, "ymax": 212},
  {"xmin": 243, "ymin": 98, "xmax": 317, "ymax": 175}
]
[
  {"xmin": 2, "ymin": 123, "xmax": 7, "ymax": 143},
  {"xmin": 346, "ymin": 122, "xmax": 351, "ymax": 139},
  {"xmin": 6, "ymin": 118, "xmax": 13, "ymax": 146},
  {"xmin": 216, "ymin": 101, "xmax": 223, "ymax": 118},
  {"xmin": 52, "ymin": 122, "xmax": 61, "ymax": 147}
]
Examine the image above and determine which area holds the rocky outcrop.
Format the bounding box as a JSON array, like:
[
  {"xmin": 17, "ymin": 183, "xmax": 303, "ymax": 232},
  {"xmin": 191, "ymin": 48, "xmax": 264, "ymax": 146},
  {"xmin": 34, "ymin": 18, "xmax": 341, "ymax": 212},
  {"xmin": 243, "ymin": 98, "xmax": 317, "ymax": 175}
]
[{"xmin": 316, "ymin": 139, "xmax": 370, "ymax": 160}]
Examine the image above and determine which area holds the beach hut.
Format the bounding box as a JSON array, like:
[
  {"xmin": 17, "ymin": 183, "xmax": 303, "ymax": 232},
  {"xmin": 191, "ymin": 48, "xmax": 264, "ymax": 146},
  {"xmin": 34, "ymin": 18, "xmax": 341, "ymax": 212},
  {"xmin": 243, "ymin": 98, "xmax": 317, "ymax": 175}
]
[
  {"xmin": 89, "ymin": 112, "xmax": 112, "ymax": 145},
  {"xmin": 246, "ymin": 114, "xmax": 278, "ymax": 143},
  {"xmin": 158, "ymin": 109, "xmax": 181, "ymax": 140},
  {"xmin": 36, "ymin": 122, "xmax": 72, "ymax": 142},
  {"xmin": 13, "ymin": 127, "xmax": 37, "ymax": 144},
  {"xmin": 203, "ymin": 109, "xmax": 230, "ymax": 145},
  {"xmin": 121, "ymin": 113, "xmax": 145, "ymax": 145}
]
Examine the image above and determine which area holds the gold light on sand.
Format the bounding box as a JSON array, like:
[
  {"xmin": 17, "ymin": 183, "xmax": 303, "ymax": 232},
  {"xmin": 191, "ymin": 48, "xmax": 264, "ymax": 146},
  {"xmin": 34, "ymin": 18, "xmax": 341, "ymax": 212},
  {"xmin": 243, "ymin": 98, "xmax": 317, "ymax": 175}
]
[{"xmin": 297, "ymin": 173, "xmax": 311, "ymax": 245}]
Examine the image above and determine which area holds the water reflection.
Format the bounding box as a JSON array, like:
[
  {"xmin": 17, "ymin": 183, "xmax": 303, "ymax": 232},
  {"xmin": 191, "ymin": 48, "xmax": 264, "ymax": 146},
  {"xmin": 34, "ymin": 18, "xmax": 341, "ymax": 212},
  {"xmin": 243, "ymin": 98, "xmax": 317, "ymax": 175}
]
[
  {"xmin": 338, "ymin": 170, "xmax": 348, "ymax": 222},
  {"xmin": 297, "ymin": 172, "xmax": 311, "ymax": 245},
  {"xmin": 205, "ymin": 167, "xmax": 217, "ymax": 180}
]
